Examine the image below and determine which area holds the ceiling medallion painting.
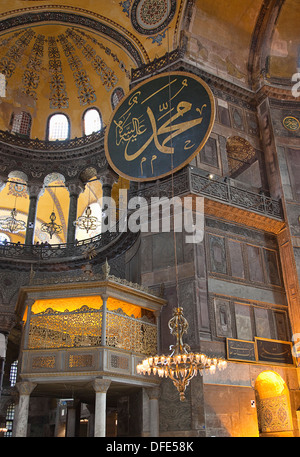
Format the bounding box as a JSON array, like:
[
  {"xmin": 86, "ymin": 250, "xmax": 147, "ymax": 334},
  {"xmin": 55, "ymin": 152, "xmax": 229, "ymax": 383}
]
[{"xmin": 131, "ymin": 0, "xmax": 176, "ymax": 35}]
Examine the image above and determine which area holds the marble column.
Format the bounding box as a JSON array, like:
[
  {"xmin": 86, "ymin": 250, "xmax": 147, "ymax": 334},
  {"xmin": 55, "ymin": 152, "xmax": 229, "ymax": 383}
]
[
  {"xmin": 66, "ymin": 182, "xmax": 84, "ymax": 244},
  {"xmin": 25, "ymin": 185, "xmax": 42, "ymax": 245},
  {"xmin": 15, "ymin": 381, "xmax": 37, "ymax": 437},
  {"xmin": 92, "ymin": 378, "xmax": 111, "ymax": 437},
  {"xmin": 147, "ymin": 386, "xmax": 160, "ymax": 437},
  {"xmin": 100, "ymin": 171, "xmax": 117, "ymax": 230},
  {"xmin": 101, "ymin": 171, "xmax": 117, "ymax": 199}
]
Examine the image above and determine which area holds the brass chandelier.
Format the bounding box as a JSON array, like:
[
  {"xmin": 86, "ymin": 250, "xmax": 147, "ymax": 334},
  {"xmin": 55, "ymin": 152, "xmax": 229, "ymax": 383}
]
[
  {"xmin": 73, "ymin": 205, "xmax": 101, "ymax": 234},
  {"xmin": 0, "ymin": 207, "xmax": 26, "ymax": 234},
  {"xmin": 137, "ymin": 307, "xmax": 227, "ymax": 402},
  {"xmin": 41, "ymin": 211, "xmax": 62, "ymax": 239},
  {"xmin": 40, "ymin": 186, "xmax": 63, "ymax": 240}
]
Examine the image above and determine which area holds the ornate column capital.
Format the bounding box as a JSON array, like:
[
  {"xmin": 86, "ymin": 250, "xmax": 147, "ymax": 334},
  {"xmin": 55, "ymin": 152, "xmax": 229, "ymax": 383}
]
[
  {"xmin": 99, "ymin": 170, "xmax": 118, "ymax": 188},
  {"xmin": 24, "ymin": 298, "xmax": 35, "ymax": 308},
  {"xmin": 27, "ymin": 184, "xmax": 43, "ymax": 199},
  {"xmin": 66, "ymin": 181, "xmax": 85, "ymax": 196},
  {"xmin": 16, "ymin": 381, "xmax": 37, "ymax": 396},
  {"xmin": 92, "ymin": 378, "xmax": 111, "ymax": 394},
  {"xmin": 146, "ymin": 386, "xmax": 160, "ymax": 401}
]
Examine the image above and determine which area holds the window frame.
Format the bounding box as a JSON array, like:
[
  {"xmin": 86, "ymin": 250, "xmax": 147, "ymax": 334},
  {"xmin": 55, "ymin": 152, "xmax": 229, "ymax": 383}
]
[
  {"xmin": 111, "ymin": 87, "xmax": 124, "ymax": 110},
  {"xmin": 82, "ymin": 107, "xmax": 102, "ymax": 136},
  {"xmin": 46, "ymin": 112, "xmax": 70, "ymax": 142},
  {"xmin": 10, "ymin": 111, "xmax": 32, "ymax": 138}
]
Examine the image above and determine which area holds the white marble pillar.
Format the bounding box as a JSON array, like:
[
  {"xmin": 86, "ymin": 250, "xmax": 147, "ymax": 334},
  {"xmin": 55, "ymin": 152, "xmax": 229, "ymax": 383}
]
[
  {"xmin": 15, "ymin": 381, "xmax": 37, "ymax": 437},
  {"xmin": 147, "ymin": 387, "xmax": 160, "ymax": 437},
  {"xmin": 92, "ymin": 378, "xmax": 111, "ymax": 437}
]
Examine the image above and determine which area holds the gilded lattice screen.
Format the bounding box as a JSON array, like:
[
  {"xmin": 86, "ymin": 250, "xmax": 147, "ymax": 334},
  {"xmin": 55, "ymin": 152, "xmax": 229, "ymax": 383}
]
[{"xmin": 28, "ymin": 305, "xmax": 157, "ymax": 355}]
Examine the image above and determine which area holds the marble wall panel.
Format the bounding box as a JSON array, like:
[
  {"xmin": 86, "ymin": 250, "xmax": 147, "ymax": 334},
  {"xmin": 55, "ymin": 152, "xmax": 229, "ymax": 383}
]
[
  {"xmin": 286, "ymin": 148, "xmax": 300, "ymax": 202},
  {"xmin": 235, "ymin": 303, "xmax": 252, "ymax": 340},
  {"xmin": 254, "ymin": 307, "xmax": 271, "ymax": 339},
  {"xmin": 214, "ymin": 298, "xmax": 232, "ymax": 338},
  {"xmin": 228, "ymin": 239, "xmax": 245, "ymax": 279},
  {"xmin": 246, "ymin": 244, "xmax": 264, "ymax": 283},
  {"xmin": 209, "ymin": 235, "xmax": 227, "ymax": 275}
]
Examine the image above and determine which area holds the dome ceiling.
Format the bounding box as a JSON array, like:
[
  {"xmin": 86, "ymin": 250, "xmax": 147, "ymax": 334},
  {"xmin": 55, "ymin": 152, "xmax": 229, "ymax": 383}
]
[
  {"xmin": 0, "ymin": 1, "xmax": 184, "ymax": 139},
  {"xmin": 0, "ymin": 1, "xmax": 297, "ymax": 140},
  {"xmin": 0, "ymin": 0, "xmax": 297, "ymax": 246}
]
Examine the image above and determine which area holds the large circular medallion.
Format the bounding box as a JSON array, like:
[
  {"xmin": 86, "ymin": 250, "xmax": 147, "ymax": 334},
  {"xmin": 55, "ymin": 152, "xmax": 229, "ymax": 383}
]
[
  {"xmin": 131, "ymin": 0, "xmax": 177, "ymax": 35},
  {"xmin": 105, "ymin": 72, "xmax": 215, "ymax": 181}
]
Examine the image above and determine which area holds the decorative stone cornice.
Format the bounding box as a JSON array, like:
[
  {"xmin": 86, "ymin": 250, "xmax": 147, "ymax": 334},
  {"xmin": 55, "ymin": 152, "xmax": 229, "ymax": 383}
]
[{"xmin": 131, "ymin": 48, "xmax": 297, "ymax": 107}]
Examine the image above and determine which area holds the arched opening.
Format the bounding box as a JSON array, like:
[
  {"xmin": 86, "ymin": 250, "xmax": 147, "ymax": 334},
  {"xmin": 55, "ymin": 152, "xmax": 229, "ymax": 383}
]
[
  {"xmin": 76, "ymin": 176, "xmax": 103, "ymax": 241},
  {"xmin": 255, "ymin": 371, "xmax": 294, "ymax": 437},
  {"xmin": 47, "ymin": 113, "xmax": 70, "ymax": 141},
  {"xmin": 35, "ymin": 173, "xmax": 68, "ymax": 244},
  {"xmin": 83, "ymin": 108, "xmax": 102, "ymax": 136},
  {"xmin": 10, "ymin": 111, "xmax": 32, "ymax": 137},
  {"xmin": 0, "ymin": 171, "xmax": 28, "ymax": 244},
  {"xmin": 111, "ymin": 87, "xmax": 124, "ymax": 110}
]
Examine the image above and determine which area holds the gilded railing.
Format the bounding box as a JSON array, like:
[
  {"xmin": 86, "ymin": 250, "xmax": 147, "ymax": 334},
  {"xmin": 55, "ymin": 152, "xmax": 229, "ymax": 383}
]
[
  {"xmin": 27, "ymin": 306, "xmax": 157, "ymax": 356},
  {"xmin": 106, "ymin": 309, "xmax": 157, "ymax": 355}
]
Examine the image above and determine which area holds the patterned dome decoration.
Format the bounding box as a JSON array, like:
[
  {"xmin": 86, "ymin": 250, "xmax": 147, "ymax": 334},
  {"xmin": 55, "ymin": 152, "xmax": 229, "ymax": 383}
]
[{"xmin": 131, "ymin": 0, "xmax": 177, "ymax": 35}]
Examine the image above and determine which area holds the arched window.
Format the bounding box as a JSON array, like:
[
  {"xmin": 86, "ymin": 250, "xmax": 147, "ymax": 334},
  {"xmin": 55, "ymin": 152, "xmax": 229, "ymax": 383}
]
[
  {"xmin": 83, "ymin": 108, "xmax": 101, "ymax": 136},
  {"xmin": 10, "ymin": 111, "xmax": 32, "ymax": 137},
  {"xmin": 111, "ymin": 87, "xmax": 124, "ymax": 110},
  {"xmin": 47, "ymin": 113, "xmax": 70, "ymax": 141}
]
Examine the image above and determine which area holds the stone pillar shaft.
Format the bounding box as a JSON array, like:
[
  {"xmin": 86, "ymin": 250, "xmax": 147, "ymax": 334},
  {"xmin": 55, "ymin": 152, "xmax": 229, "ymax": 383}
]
[
  {"xmin": 25, "ymin": 187, "xmax": 41, "ymax": 245},
  {"xmin": 93, "ymin": 378, "xmax": 111, "ymax": 437},
  {"xmin": 147, "ymin": 387, "xmax": 160, "ymax": 437},
  {"xmin": 66, "ymin": 182, "xmax": 84, "ymax": 244},
  {"xmin": 15, "ymin": 382, "xmax": 37, "ymax": 437},
  {"xmin": 67, "ymin": 193, "xmax": 79, "ymax": 244}
]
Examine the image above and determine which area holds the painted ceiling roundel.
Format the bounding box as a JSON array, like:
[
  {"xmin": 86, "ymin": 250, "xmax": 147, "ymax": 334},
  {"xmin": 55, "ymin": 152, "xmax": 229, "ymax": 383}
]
[{"xmin": 131, "ymin": 0, "xmax": 176, "ymax": 35}]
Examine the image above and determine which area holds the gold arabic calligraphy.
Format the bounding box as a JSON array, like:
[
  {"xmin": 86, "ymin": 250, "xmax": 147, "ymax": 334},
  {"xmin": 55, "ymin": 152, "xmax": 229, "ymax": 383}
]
[{"xmin": 113, "ymin": 78, "xmax": 207, "ymax": 174}]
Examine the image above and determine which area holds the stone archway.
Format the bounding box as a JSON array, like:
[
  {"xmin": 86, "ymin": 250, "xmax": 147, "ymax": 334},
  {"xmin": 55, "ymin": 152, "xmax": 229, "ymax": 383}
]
[{"xmin": 254, "ymin": 370, "xmax": 294, "ymax": 437}]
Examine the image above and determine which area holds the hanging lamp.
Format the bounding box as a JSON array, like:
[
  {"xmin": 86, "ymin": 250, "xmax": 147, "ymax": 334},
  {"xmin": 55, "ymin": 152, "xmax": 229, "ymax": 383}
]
[
  {"xmin": 0, "ymin": 195, "xmax": 26, "ymax": 234},
  {"xmin": 40, "ymin": 186, "xmax": 63, "ymax": 239},
  {"xmin": 137, "ymin": 307, "xmax": 227, "ymax": 401},
  {"xmin": 73, "ymin": 182, "xmax": 101, "ymax": 234}
]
